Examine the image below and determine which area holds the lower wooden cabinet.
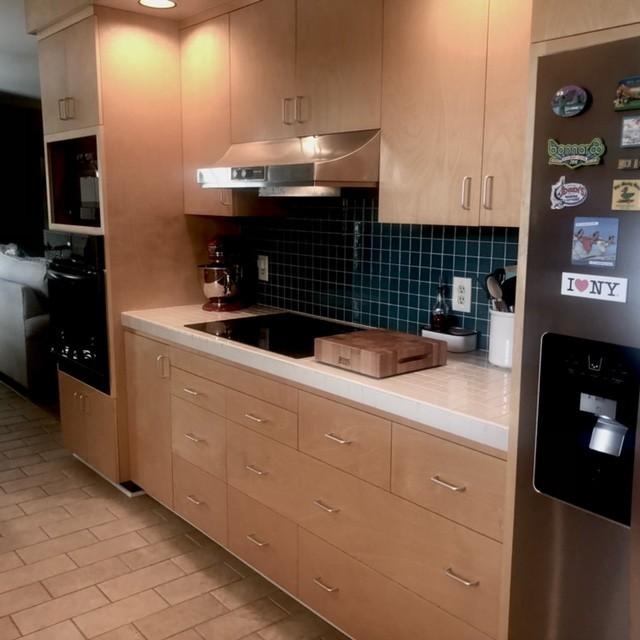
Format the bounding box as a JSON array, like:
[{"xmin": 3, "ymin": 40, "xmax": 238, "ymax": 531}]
[
  {"xmin": 173, "ymin": 454, "xmax": 228, "ymax": 545},
  {"xmin": 58, "ymin": 371, "xmax": 118, "ymax": 481},
  {"xmin": 228, "ymin": 486, "xmax": 298, "ymax": 595},
  {"xmin": 299, "ymin": 529, "xmax": 492, "ymax": 640}
]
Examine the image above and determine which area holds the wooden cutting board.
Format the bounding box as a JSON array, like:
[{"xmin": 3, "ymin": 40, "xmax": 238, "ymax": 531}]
[{"xmin": 314, "ymin": 329, "xmax": 447, "ymax": 378}]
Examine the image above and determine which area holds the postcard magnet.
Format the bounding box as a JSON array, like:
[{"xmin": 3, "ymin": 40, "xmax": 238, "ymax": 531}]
[
  {"xmin": 614, "ymin": 75, "xmax": 640, "ymax": 111},
  {"xmin": 552, "ymin": 85, "xmax": 589, "ymax": 117},
  {"xmin": 572, "ymin": 217, "xmax": 618, "ymax": 268},
  {"xmin": 550, "ymin": 176, "xmax": 588, "ymax": 209},
  {"xmin": 548, "ymin": 138, "xmax": 605, "ymax": 169},
  {"xmin": 612, "ymin": 179, "xmax": 640, "ymax": 210},
  {"xmin": 621, "ymin": 115, "xmax": 640, "ymax": 148}
]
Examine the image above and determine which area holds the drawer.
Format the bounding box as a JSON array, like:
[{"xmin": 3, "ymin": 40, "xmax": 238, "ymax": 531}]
[
  {"xmin": 295, "ymin": 455, "xmax": 501, "ymax": 638},
  {"xmin": 299, "ymin": 530, "xmax": 491, "ymax": 640},
  {"xmin": 171, "ymin": 367, "xmax": 226, "ymax": 416},
  {"xmin": 171, "ymin": 397, "xmax": 226, "ymax": 480},
  {"xmin": 173, "ymin": 454, "xmax": 227, "ymax": 545},
  {"xmin": 228, "ymin": 486, "xmax": 298, "ymax": 595},
  {"xmin": 227, "ymin": 389, "xmax": 297, "ymax": 448},
  {"xmin": 391, "ymin": 423, "xmax": 505, "ymax": 541},
  {"xmin": 227, "ymin": 424, "xmax": 305, "ymax": 522},
  {"xmin": 299, "ymin": 392, "xmax": 391, "ymax": 488},
  {"xmin": 169, "ymin": 346, "xmax": 298, "ymax": 412}
]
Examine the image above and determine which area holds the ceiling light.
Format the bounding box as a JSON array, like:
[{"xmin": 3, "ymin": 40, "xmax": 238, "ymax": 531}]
[{"xmin": 138, "ymin": 0, "xmax": 176, "ymax": 9}]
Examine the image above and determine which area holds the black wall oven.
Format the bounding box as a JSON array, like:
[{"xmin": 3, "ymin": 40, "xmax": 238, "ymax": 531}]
[{"xmin": 44, "ymin": 231, "xmax": 110, "ymax": 394}]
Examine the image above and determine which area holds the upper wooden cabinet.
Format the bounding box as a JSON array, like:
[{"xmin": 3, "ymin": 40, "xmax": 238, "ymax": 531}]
[
  {"xmin": 380, "ymin": 0, "xmax": 531, "ymax": 228},
  {"xmin": 230, "ymin": 0, "xmax": 382, "ymax": 143},
  {"xmin": 531, "ymin": 0, "xmax": 640, "ymax": 42},
  {"xmin": 38, "ymin": 16, "xmax": 100, "ymax": 135}
]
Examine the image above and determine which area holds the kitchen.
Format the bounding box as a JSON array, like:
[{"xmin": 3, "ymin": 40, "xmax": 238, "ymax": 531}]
[{"xmin": 0, "ymin": 1, "xmax": 638, "ymax": 639}]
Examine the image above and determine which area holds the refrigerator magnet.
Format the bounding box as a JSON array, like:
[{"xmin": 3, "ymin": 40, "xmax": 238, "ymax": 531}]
[
  {"xmin": 551, "ymin": 85, "xmax": 589, "ymax": 117},
  {"xmin": 548, "ymin": 138, "xmax": 605, "ymax": 169},
  {"xmin": 561, "ymin": 272, "xmax": 627, "ymax": 303},
  {"xmin": 572, "ymin": 217, "xmax": 618, "ymax": 268},
  {"xmin": 617, "ymin": 158, "xmax": 640, "ymax": 170},
  {"xmin": 611, "ymin": 179, "xmax": 640, "ymax": 210},
  {"xmin": 614, "ymin": 75, "xmax": 640, "ymax": 111},
  {"xmin": 550, "ymin": 176, "xmax": 588, "ymax": 209},
  {"xmin": 620, "ymin": 115, "xmax": 640, "ymax": 148}
]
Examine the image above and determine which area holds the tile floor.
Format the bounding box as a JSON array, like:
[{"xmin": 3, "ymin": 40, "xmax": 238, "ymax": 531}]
[{"xmin": 0, "ymin": 382, "xmax": 347, "ymax": 640}]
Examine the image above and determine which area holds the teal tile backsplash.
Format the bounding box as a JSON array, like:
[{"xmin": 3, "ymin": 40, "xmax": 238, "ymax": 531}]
[{"xmin": 241, "ymin": 197, "xmax": 519, "ymax": 350}]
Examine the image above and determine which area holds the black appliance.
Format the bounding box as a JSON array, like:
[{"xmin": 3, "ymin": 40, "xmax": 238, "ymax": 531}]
[
  {"xmin": 44, "ymin": 230, "xmax": 110, "ymax": 393},
  {"xmin": 186, "ymin": 312, "xmax": 359, "ymax": 359}
]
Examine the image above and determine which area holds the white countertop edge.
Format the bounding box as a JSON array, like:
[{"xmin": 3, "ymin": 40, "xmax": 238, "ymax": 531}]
[{"xmin": 121, "ymin": 313, "xmax": 508, "ymax": 453}]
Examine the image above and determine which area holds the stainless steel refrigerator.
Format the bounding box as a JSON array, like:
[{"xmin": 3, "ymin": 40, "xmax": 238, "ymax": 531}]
[{"xmin": 510, "ymin": 35, "xmax": 640, "ymax": 640}]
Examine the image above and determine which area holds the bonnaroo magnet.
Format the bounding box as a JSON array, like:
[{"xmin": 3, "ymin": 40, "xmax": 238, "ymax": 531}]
[
  {"xmin": 551, "ymin": 85, "xmax": 589, "ymax": 117},
  {"xmin": 550, "ymin": 176, "xmax": 588, "ymax": 209},
  {"xmin": 547, "ymin": 138, "xmax": 605, "ymax": 169}
]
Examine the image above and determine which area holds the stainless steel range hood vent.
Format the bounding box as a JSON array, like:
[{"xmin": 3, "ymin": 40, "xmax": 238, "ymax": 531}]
[{"xmin": 196, "ymin": 130, "xmax": 379, "ymax": 196}]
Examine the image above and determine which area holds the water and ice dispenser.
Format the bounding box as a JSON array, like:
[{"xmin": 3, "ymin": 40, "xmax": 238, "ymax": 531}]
[{"xmin": 534, "ymin": 333, "xmax": 640, "ymax": 525}]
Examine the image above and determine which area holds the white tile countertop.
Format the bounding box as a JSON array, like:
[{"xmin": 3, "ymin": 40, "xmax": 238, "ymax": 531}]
[{"xmin": 121, "ymin": 305, "xmax": 512, "ymax": 453}]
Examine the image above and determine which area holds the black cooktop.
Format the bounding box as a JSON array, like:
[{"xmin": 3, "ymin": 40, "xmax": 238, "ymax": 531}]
[{"xmin": 186, "ymin": 312, "xmax": 360, "ymax": 358}]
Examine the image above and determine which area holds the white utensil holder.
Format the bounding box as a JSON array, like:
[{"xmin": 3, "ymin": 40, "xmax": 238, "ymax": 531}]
[{"xmin": 488, "ymin": 309, "xmax": 514, "ymax": 368}]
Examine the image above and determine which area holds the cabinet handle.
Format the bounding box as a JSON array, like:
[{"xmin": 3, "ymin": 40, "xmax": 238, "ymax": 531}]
[
  {"xmin": 460, "ymin": 176, "xmax": 472, "ymax": 210},
  {"xmin": 445, "ymin": 567, "xmax": 479, "ymax": 587},
  {"xmin": 156, "ymin": 354, "xmax": 169, "ymax": 379},
  {"xmin": 244, "ymin": 413, "xmax": 267, "ymax": 424},
  {"xmin": 313, "ymin": 499, "xmax": 340, "ymax": 514},
  {"xmin": 430, "ymin": 475, "xmax": 466, "ymax": 493},
  {"xmin": 218, "ymin": 190, "xmax": 231, "ymax": 207},
  {"xmin": 482, "ymin": 175, "xmax": 494, "ymax": 210},
  {"xmin": 294, "ymin": 96, "xmax": 308, "ymax": 124},
  {"xmin": 58, "ymin": 98, "xmax": 67, "ymax": 120},
  {"xmin": 313, "ymin": 577, "xmax": 339, "ymax": 593},
  {"xmin": 246, "ymin": 533, "xmax": 269, "ymax": 548},
  {"xmin": 324, "ymin": 432, "xmax": 352, "ymax": 446},
  {"xmin": 282, "ymin": 97, "xmax": 294, "ymax": 125},
  {"xmin": 245, "ymin": 464, "xmax": 268, "ymax": 477},
  {"xmin": 184, "ymin": 433, "xmax": 203, "ymax": 443},
  {"xmin": 183, "ymin": 387, "xmax": 200, "ymax": 397},
  {"xmin": 64, "ymin": 97, "xmax": 75, "ymax": 119},
  {"xmin": 186, "ymin": 495, "xmax": 202, "ymax": 506}
]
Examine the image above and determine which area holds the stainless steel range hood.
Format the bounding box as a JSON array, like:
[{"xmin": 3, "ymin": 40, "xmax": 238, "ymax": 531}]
[{"xmin": 196, "ymin": 130, "xmax": 379, "ymax": 197}]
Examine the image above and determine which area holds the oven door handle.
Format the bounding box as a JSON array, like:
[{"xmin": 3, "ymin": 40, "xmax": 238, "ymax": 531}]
[{"xmin": 47, "ymin": 269, "xmax": 95, "ymax": 281}]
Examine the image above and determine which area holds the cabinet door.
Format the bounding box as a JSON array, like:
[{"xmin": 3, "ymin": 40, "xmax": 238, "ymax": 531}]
[
  {"xmin": 295, "ymin": 0, "xmax": 383, "ymax": 136},
  {"xmin": 58, "ymin": 371, "xmax": 88, "ymax": 461},
  {"xmin": 85, "ymin": 388, "xmax": 118, "ymax": 482},
  {"xmin": 531, "ymin": 0, "xmax": 640, "ymax": 42},
  {"xmin": 181, "ymin": 16, "xmax": 232, "ymax": 216},
  {"xmin": 125, "ymin": 332, "xmax": 173, "ymax": 506},
  {"xmin": 480, "ymin": 0, "xmax": 532, "ymax": 227},
  {"xmin": 230, "ymin": 0, "xmax": 296, "ymax": 143},
  {"xmin": 38, "ymin": 17, "xmax": 100, "ymax": 135},
  {"xmin": 379, "ymin": 0, "xmax": 489, "ymax": 225}
]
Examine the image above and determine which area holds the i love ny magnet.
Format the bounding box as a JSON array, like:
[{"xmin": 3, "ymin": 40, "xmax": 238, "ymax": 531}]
[{"xmin": 561, "ymin": 272, "xmax": 627, "ymax": 303}]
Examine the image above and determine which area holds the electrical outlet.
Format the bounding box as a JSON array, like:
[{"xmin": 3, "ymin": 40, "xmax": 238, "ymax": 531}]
[
  {"xmin": 257, "ymin": 255, "xmax": 269, "ymax": 282},
  {"xmin": 452, "ymin": 276, "xmax": 472, "ymax": 313}
]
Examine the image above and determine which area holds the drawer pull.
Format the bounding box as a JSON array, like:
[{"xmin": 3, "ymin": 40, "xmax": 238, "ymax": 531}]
[
  {"xmin": 186, "ymin": 495, "xmax": 202, "ymax": 506},
  {"xmin": 445, "ymin": 567, "xmax": 479, "ymax": 587},
  {"xmin": 183, "ymin": 387, "xmax": 201, "ymax": 397},
  {"xmin": 313, "ymin": 499, "xmax": 340, "ymax": 514},
  {"xmin": 245, "ymin": 464, "xmax": 268, "ymax": 477},
  {"xmin": 245, "ymin": 413, "xmax": 268, "ymax": 424},
  {"xmin": 313, "ymin": 577, "xmax": 339, "ymax": 593},
  {"xmin": 430, "ymin": 475, "xmax": 466, "ymax": 493},
  {"xmin": 184, "ymin": 433, "xmax": 203, "ymax": 443},
  {"xmin": 324, "ymin": 432, "xmax": 352, "ymax": 446},
  {"xmin": 246, "ymin": 533, "xmax": 269, "ymax": 548}
]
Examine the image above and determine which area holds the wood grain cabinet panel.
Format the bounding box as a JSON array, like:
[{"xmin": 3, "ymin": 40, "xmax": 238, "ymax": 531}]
[
  {"xmin": 125, "ymin": 333, "xmax": 173, "ymax": 507},
  {"xmin": 171, "ymin": 397, "xmax": 226, "ymax": 480},
  {"xmin": 227, "ymin": 389, "xmax": 298, "ymax": 448},
  {"xmin": 298, "ymin": 391, "xmax": 391, "ymax": 489},
  {"xmin": 228, "ymin": 486, "xmax": 298, "ymax": 595},
  {"xmin": 391, "ymin": 423, "xmax": 505, "ymax": 541},
  {"xmin": 299, "ymin": 530, "xmax": 493, "ymax": 640},
  {"xmin": 171, "ymin": 367, "xmax": 226, "ymax": 417},
  {"xmin": 531, "ymin": 0, "xmax": 640, "ymax": 41},
  {"xmin": 59, "ymin": 371, "xmax": 88, "ymax": 462},
  {"xmin": 173, "ymin": 454, "xmax": 228, "ymax": 545}
]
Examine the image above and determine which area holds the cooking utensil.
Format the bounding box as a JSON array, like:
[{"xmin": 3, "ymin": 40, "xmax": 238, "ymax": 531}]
[
  {"xmin": 486, "ymin": 275, "xmax": 508, "ymax": 312},
  {"xmin": 501, "ymin": 276, "xmax": 517, "ymax": 309}
]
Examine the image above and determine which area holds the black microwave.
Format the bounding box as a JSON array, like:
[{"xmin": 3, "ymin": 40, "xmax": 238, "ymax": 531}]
[{"xmin": 47, "ymin": 135, "xmax": 101, "ymax": 229}]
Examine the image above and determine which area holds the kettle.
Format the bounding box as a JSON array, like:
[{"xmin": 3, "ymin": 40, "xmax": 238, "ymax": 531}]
[{"xmin": 199, "ymin": 238, "xmax": 246, "ymax": 312}]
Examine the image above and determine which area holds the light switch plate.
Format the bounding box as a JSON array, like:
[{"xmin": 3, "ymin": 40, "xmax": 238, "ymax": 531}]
[
  {"xmin": 452, "ymin": 276, "xmax": 472, "ymax": 313},
  {"xmin": 257, "ymin": 255, "xmax": 269, "ymax": 282}
]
